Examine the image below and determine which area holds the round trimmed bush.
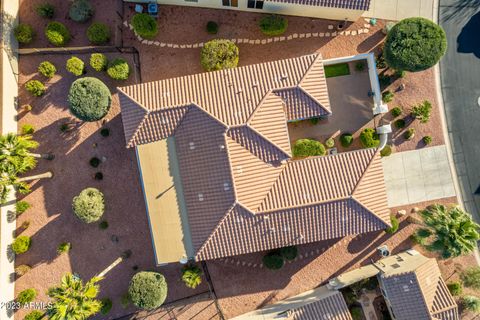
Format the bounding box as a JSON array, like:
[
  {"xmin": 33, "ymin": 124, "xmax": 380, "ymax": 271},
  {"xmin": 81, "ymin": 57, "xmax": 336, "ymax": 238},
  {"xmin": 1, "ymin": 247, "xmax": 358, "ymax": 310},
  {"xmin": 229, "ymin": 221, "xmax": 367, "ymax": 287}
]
[
  {"xmin": 14, "ymin": 24, "xmax": 35, "ymax": 44},
  {"xmin": 12, "ymin": 236, "xmax": 31, "ymax": 254},
  {"xmin": 404, "ymin": 128, "xmax": 415, "ymax": 140},
  {"xmin": 382, "ymin": 90, "xmax": 394, "ymax": 103},
  {"xmin": 128, "ymin": 271, "xmax": 168, "ymax": 310},
  {"xmin": 72, "ymin": 187, "xmax": 105, "ymax": 223},
  {"xmin": 17, "ymin": 288, "xmax": 37, "ymax": 304},
  {"xmin": 131, "ymin": 13, "xmax": 158, "ymax": 39},
  {"xmin": 25, "ymin": 80, "xmax": 46, "ymax": 97},
  {"xmin": 200, "ymin": 39, "xmax": 239, "ymax": 71},
  {"xmin": 87, "ymin": 22, "xmax": 110, "ymax": 45},
  {"xmin": 45, "ymin": 21, "xmax": 71, "ymax": 46},
  {"xmin": 263, "ymin": 251, "xmax": 284, "ymax": 270},
  {"xmin": 384, "ymin": 18, "xmax": 447, "ymax": 72},
  {"xmin": 360, "ymin": 128, "xmax": 380, "ymax": 148},
  {"xmin": 391, "ymin": 106, "xmax": 402, "ymax": 118},
  {"xmin": 36, "ymin": 3, "xmax": 55, "ymax": 19},
  {"xmin": 423, "ymin": 135, "xmax": 432, "ymax": 145},
  {"xmin": 90, "ymin": 157, "xmax": 100, "ymax": 167},
  {"xmin": 382, "ymin": 21, "xmax": 396, "ymax": 35},
  {"xmin": 90, "ymin": 53, "xmax": 108, "ymax": 71},
  {"xmin": 68, "ymin": 77, "xmax": 112, "ymax": 122},
  {"xmin": 340, "ymin": 133, "xmax": 353, "ymax": 148},
  {"xmin": 293, "ymin": 139, "xmax": 326, "ymax": 157},
  {"xmin": 259, "ymin": 15, "xmax": 288, "ymax": 36},
  {"xmin": 69, "ymin": 0, "xmax": 94, "ymax": 23},
  {"xmin": 280, "ymin": 246, "xmax": 297, "ymax": 261},
  {"xmin": 394, "ymin": 118, "xmax": 406, "ymax": 129},
  {"xmin": 66, "ymin": 56, "xmax": 85, "ymax": 76},
  {"xmin": 206, "ymin": 21, "xmax": 218, "ymax": 34},
  {"xmin": 100, "ymin": 298, "xmax": 112, "ymax": 315},
  {"xmin": 380, "ymin": 145, "xmax": 392, "ymax": 157},
  {"xmin": 24, "ymin": 310, "xmax": 43, "ymax": 320},
  {"xmin": 38, "ymin": 61, "xmax": 56, "ymax": 78},
  {"xmin": 107, "ymin": 58, "xmax": 130, "ymax": 80},
  {"xmin": 325, "ymin": 138, "xmax": 335, "ymax": 149},
  {"xmin": 447, "ymin": 282, "xmax": 463, "ymax": 296}
]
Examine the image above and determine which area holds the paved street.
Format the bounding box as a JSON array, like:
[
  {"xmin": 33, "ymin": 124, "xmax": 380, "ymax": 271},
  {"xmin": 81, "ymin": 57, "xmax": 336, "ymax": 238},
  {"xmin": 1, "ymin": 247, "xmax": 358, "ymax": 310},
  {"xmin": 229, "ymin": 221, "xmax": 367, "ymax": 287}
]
[
  {"xmin": 383, "ymin": 146, "xmax": 456, "ymax": 207},
  {"xmin": 439, "ymin": 0, "xmax": 480, "ymax": 219}
]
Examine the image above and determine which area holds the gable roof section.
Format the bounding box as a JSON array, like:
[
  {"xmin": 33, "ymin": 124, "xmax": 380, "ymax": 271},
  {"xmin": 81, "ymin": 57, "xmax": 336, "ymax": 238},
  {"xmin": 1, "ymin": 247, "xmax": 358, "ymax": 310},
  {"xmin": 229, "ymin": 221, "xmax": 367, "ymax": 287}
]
[
  {"xmin": 287, "ymin": 291, "xmax": 353, "ymax": 320},
  {"xmin": 380, "ymin": 259, "xmax": 458, "ymax": 320},
  {"xmin": 266, "ymin": 0, "xmax": 371, "ymax": 11}
]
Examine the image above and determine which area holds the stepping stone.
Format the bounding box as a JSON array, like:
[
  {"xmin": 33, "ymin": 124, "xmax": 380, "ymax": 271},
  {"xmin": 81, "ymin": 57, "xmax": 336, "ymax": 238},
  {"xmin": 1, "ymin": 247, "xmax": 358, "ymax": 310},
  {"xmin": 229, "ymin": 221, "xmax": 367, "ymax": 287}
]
[
  {"xmin": 292, "ymin": 33, "xmax": 298, "ymax": 38},
  {"xmin": 358, "ymin": 29, "xmax": 364, "ymax": 34},
  {"xmin": 306, "ymin": 33, "xmax": 311, "ymax": 38},
  {"xmin": 180, "ymin": 44, "xmax": 186, "ymax": 48},
  {"xmin": 331, "ymin": 32, "xmax": 337, "ymax": 37},
  {"xmin": 319, "ymin": 33, "xmax": 324, "ymax": 37},
  {"xmin": 339, "ymin": 31, "xmax": 345, "ymax": 35},
  {"xmin": 154, "ymin": 41, "xmax": 160, "ymax": 46},
  {"xmin": 328, "ymin": 25, "xmax": 334, "ymax": 30},
  {"xmin": 261, "ymin": 39, "xmax": 266, "ymax": 44},
  {"xmin": 142, "ymin": 40, "xmax": 148, "ymax": 44},
  {"xmin": 198, "ymin": 43, "xmax": 204, "ymax": 47},
  {"xmin": 160, "ymin": 42, "xmax": 166, "ymax": 47},
  {"xmin": 243, "ymin": 38, "xmax": 249, "ymax": 43},
  {"xmin": 274, "ymin": 37, "xmax": 280, "ymax": 42},
  {"xmin": 186, "ymin": 44, "xmax": 192, "ymax": 48},
  {"xmin": 253, "ymin": 264, "xmax": 257, "ymax": 268},
  {"xmin": 137, "ymin": 36, "xmax": 143, "ymax": 41},
  {"xmin": 129, "ymin": 24, "xmax": 134, "ymax": 30},
  {"xmin": 248, "ymin": 262, "xmax": 252, "ymax": 267},
  {"xmin": 249, "ymin": 40, "xmax": 255, "ymax": 44},
  {"xmin": 363, "ymin": 28, "xmax": 369, "ymax": 33},
  {"xmin": 325, "ymin": 32, "xmax": 330, "ymax": 37},
  {"xmin": 242, "ymin": 261, "xmax": 246, "ymax": 266},
  {"xmin": 173, "ymin": 44, "xmax": 179, "ymax": 48},
  {"xmin": 313, "ymin": 32, "xmax": 319, "ymax": 37},
  {"xmin": 254, "ymin": 39, "xmax": 261, "ymax": 44},
  {"xmin": 364, "ymin": 23, "xmax": 371, "ymax": 28},
  {"xmin": 345, "ymin": 30, "xmax": 351, "ymax": 35},
  {"xmin": 231, "ymin": 39, "xmax": 237, "ymax": 43},
  {"xmin": 287, "ymin": 35, "xmax": 293, "ymax": 40},
  {"xmin": 123, "ymin": 21, "xmax": 128, "ymax": 27},
  {"xmin": 147, "ymin": 41, "xmax": 153, "ymax": 45},
  {"xmin": 351, "ymin": 30, "xmax": 357, "ymax": 35},
  {"xmin": 299, "ymin": 33, "xmax": 305, "ymax": 38},
  {"xmin": 192, "ymin": 43, "xmax": 198, "ymax": 48},
  {"xmin": 237, "ymin": 39, "xmax": 243, "ymax": 43},
  {"xmin": 279, "ymin": 36, "xmax": 286, "ymax": 41},
  {"xmin": 167, "ymin": 43, "xmax": 173, "ymax": 47},
  {"xmin": 267, "ymin": 38, "xmax": 273, "ymax": 43}
]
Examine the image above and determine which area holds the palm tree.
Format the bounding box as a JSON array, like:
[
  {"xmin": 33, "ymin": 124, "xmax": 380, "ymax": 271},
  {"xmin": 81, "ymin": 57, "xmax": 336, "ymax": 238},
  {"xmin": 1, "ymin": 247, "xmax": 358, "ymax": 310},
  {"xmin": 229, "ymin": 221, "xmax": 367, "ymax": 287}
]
[
  {"xmin": 415, "ymin": 204, "xmax": 480, "ymax": 259},
  {"xmin": 47, "ymin": 273, "xmax": 103, "ymax": 320}
]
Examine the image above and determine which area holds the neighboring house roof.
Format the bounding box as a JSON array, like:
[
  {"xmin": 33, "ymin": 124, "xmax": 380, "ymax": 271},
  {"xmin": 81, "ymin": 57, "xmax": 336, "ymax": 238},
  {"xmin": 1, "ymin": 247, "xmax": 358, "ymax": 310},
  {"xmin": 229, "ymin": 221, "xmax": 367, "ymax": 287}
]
[
  {"xmin": 380, "ymin": 258, "xmax": 458, "ymax": 320},
  {"xmin": 266, "ymin": 0, "xmax": 371, "ymax": 11},
  {"xmin": 287, "ymin": 291, "xmax": 353, "ymax": 320},
  {"xmin": 118, "ymin": 54, "xmax": 390, "ymax": 261}
]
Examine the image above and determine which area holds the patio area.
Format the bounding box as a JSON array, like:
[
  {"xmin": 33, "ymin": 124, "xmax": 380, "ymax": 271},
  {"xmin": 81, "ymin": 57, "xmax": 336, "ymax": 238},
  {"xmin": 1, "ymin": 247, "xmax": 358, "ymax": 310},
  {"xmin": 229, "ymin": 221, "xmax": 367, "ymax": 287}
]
[{"xmin": 287, "ymin": 60, "xmax": 376, "ymax": 152}]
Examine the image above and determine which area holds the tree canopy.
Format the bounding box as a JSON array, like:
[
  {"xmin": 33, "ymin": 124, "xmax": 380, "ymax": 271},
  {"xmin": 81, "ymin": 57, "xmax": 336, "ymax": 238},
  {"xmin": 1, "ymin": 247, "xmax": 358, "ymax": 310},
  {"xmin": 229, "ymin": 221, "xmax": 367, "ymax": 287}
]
[
  {"xmin": 128, "ymin": 271, "xmax": 168, "ymax": 310},
  {"xmin": 72, "ymin": 188, "xmax": 105, "ymax": 223},
  {"xmin": 68, "ymin": 77, "xmax": 111, "ymax": 122}
]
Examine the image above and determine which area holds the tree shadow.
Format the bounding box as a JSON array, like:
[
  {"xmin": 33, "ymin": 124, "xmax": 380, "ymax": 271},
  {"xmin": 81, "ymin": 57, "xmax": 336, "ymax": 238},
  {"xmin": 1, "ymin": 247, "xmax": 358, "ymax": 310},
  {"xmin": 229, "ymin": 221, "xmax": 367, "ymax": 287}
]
[
  {"xmin": 356, "ymin": 29, "xmax": 385, "ymax": 53},
  {"xmin": 442, "ymin": 0, "xmax": 480, "ymax": 24},
  {"xmin": 457, "ymin": 10, "xmax": 480, "ymax": 58}
]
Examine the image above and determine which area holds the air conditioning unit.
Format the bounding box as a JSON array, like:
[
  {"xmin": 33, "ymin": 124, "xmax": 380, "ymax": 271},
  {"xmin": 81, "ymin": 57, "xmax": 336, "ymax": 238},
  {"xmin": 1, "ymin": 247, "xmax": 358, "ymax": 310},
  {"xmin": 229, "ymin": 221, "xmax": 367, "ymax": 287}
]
[{"xmin": 377, "ymin": 245, "xmax": 390, "ymax": 257}]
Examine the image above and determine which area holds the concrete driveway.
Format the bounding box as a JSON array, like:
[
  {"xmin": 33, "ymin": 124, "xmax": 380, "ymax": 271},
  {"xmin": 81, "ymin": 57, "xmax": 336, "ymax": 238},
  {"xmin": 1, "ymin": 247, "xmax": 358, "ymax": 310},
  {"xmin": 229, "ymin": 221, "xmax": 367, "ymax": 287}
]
[
  {"xmin": 439, "ymin": 0, "xmax": 480, "ymax": 219},
  {"xmin": 364, "ymin": 0, "xmax": 435, "ymax": 21},
  {"xmin": 382, "ymin": 145, "xmax": 456, "ymax": 207}
]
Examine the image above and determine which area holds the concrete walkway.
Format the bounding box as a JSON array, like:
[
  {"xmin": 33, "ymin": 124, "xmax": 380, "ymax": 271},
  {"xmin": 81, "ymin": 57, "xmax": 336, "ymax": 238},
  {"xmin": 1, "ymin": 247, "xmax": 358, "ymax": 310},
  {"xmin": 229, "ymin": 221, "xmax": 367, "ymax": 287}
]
[
  {"xmin": 364, "ymin": 0, "xmax": 435, "ymax": 21},
  {"xmin": 382, "ymin": 145, "xmax": 456, "ymax": 207}
]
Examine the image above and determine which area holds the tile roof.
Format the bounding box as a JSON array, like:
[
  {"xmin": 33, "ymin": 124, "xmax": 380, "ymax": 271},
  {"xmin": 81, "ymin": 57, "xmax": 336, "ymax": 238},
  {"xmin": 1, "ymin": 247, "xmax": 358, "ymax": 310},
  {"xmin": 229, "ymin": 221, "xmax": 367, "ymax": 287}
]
[
  {"xmin": 119, "ymin": 54, "xmax": 390, "ymax": 260},
  {"xmin": 266, "ymin": 0, "xmax": 371, "ymax": 11},
  {"xmin": 287, "ymin": 291, "xmax": 353, "ymax": 320},
  {"xmin": 380, "ymin": 259, "xmax": 458, "ymax": 320}
]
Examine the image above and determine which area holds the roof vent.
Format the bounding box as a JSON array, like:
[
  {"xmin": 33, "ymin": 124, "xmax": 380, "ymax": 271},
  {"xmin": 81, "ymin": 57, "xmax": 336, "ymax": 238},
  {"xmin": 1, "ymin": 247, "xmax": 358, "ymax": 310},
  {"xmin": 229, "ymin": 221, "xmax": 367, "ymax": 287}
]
[
  {"xmin": 235, "ymin": 111, "xmax": 243, "ymax": 118},
  {"xmin": 402, "ymin": 285, "xmax": 410, "ymax": 292},
  {"xmin": 163, "ymin": 92, "xmax": 170, "ymax": 97},
  {"xmin": 236, "ymin": 166, "xmax": 243, "ymax": 174},
  {"xmin": 219, "ymin": 144, "xmax": 225, "ymax": 150},
  {"xmin": 269, "ymin": 228, "xmax": 275, "ymax": 233},
  {"xmin": 237, "ymin": 89, "xmax": 243, "ymax": 94},
  {"xmin": 189, "ymin": 142, "xmax": 195, "ymax": 150},
  {"xmin": 281, "ymin": 74, "xmax": 288, "ymax": 80},
  {"xmin": 161, "ymin": 118, "xmax": 170, "ymax": 124},
  {"xmin": 283, "ymin": 226, "xmax": 290, "ymax": 232},
  {"xmin": 252, "ymin": 82, "xmax": 258, "ymax": 88},
  {"xmin": 223, "ymin": 182, "xmax": 230, "ymax": 191},
  {"xmin": 198, "ymin": 193, "xmax": 204, "ymax": 201}
]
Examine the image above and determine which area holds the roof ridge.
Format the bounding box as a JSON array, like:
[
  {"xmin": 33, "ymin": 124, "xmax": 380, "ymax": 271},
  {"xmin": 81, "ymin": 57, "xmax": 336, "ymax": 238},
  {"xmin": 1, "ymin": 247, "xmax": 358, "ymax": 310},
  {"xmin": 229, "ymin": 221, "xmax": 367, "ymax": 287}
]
[
  {"xmin": 118, "ymin": 88, "xmax": 151, "ymax": 113},
  {"xmin": 413, "ymin": 261, "xmax": 441, "ymax": 316},
  {"xmin": 299, "ymin": 53, "xmax": 323, "ymax": 84},
  {"xmin": 245, "ymin": 90, "xmax": 275, "ymax": 124},
  {"xmin": 350, "ymin": 196, "xmax": 390, "ymax": 228},
  {"xmin": 257, "ymin": 196, "xmax": 351, "ymax": 214},
  {"xmin": 350, "ymin": 148, "xmax": 380, "ymax": 196},
  {"xmin": 224, "ymin": 132, "xmax": 239, "ymax": 203},
  {"xmin": 245, "ymin": 123, "xmax": 291, "ymax": 160},
  {"xmin": 297, "ymin": 85, "xmax": 332, "ymax": 115},
  {"xmin": 127, "ymin": 114, "xmax": 150, "ymax": 147}
]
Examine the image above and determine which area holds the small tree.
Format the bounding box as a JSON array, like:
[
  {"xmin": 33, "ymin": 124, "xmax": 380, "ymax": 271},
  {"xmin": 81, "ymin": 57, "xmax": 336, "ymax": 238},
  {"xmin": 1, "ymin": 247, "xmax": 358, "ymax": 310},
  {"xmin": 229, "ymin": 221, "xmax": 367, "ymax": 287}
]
[
  {"xmin": 38, "ymin": 61, "xmax": 57, "ymax": 78},
  {"xmin": 360, "ymin": 128, "xmax": 380, "ymax": 148},
  {"xmin": 181, "ymin": 264, "xmax": 202, "ymax": 289},
  {"xmin": 128, "ymin": 271, "xmax": 168, "ymax": 310},
  {"xmin": 411, "ymin": 100, "xmax": 432, "ymax": 123},
  {"xmin": 25, "ymin": 80, "xmax": 46, "ymax": 97},
  {"xmin": 107, "ymin": 58, "xmax": 130, "ymax": 80},
  {"xmin": 36, "ymin": 3, "xmax": 55, "ymax": 19},
  {"xmin": 131, "ymin": 13, "xmax": 158, "ymax": 39},
  {"xmin": 461, "ymin": 267, "xmax": 480, "ymax": 290},
  {"xmin": 66, "ymin": 56, "xmax": 85, "ymax": 76},
  {"xmin": 292, "ymin": 139, "xmax": 326, "ymax": 157},
  {"xmin": 68, "ymin": 77, "xmax": 112, "ymax": 122},
  {"xmin": 45, "ymin": 21, "xmax": 71, "ymax": 46},
  {"xmin": 87, "ymin": 22, "xmax": 110, "ymax": 45},
  {"xmin": 90, "ymin": 53, "xmax": 108, "ymax": 71},
  {"xmin": 72, "ymin": 188, "xmax": 105, "ymax": 223},
  {"xmin": 259, "ymin": 15, "xmax": 288, "ymax": 36},
  {"xmin": 69, "ymin": 0, "xmax": 94, "ymax": 23},
  {"xmin": 280, "ymin": 246, "xmax": 297, "ymax": 261},
  {"xmin": 415, "ymin": 204, "xmax": 480, "ymax": 258},
  {"xmin": 384, "ymin": 18, "xmax": 447, "ymax": 72},
  {"xmin": 200, "ymin": 39, "xmax": 239, "ymax": 71},
  {"xmin": 447, "ymin": 282, "xmax": 463, "ymax": 296}
]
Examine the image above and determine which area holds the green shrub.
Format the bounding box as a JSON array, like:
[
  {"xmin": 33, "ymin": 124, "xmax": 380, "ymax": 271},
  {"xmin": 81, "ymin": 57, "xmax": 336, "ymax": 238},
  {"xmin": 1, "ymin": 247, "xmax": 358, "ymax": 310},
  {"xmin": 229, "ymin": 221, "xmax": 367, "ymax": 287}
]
[
  {"xmin": 38, "ymin": 61, "xmax": 56, "ymax": 78},
  {"xmin": 378, "ymin": 74, "xmax": 391, "ymax": 88},
  {"xmin": 395, "ymin": 69, "xmax": 406, "ymax": 78},
  {"xmin": 87, "ymin": 22, "xmax": 110, "ymax": 45},
  {"xmin": 100, "ymin": 128, "xmax": 110, "ymax": 137},
  {"xmin": 16, "ymin": 201, "xmax": 31, "ymax": 215},
  {"xmin": 107, "ymin": 58, "xmax": 130, "ymax": 80},
  {"xmin": 128, "ymin": 271, "xmax": 168, "ymax": 310},
  {"xmin": 45, "ymin": 21, "xmax": 71, "ymax": 46},
  {"xmin": 376, "ymin": 53, "xmax": 387, "ymax": 69},
  {"xmin": 66, "ymin": 56, "xmax": 85, "ymax": 76},
  {"xmin": 360, "ymin": 128, "xmax": 380, "ymax": 148},
  {"xmin": 263, "ymin": 251, "xmax": 284, "ymax": 270},
  {"xmin": 200, "ymin": 39, "xmax": 239, "ymax": 71},
  {"xmin": 90, "ymin": 157, "xmax": 100, "ymax": 167},
  {"xmin": 404, "ymin": 128, "xmax": 415, "ymax": 140},
  {"xmin": 21, "ymin": 124, "xmax": 35, "ymax": 135},
  {"xmin": 355, "ymin": 61, "xmax": 366, "ymax": 71},
  {"xmin": 17, "ymin": 288, "xmax": 37, "ymax": 304},
  {"xmin": 280, "ymin": 246, "xmax": 297, "ymax": 261},
  {"xmin": 131, "ymin": 13, "xmax": 158, "ymax": 39},
  {"xmin": 100, "ymin": 298, "xmax": 112, "ymax": 315},
  {"xmin": 15, "ymin": 264, "xmax": 31, "ymax": 277},
  {"xmin": 57, "ymin": 242, "xmax": 71, "ymax": 255},
  {"xmin": 382, "ymin": 21, "xmax": 396, "ymax": 35},
  {"xmin": 309, "ymin": 117, "xmax": 320, "ymax": 125},
  {"xmin": 68, "ymin": 77, "xmax": 112, "ymax": 122},
  {"xmin": 384, "ymin": 18, "xmax": 447, "ymax": 72},
  {"xmin": 12, "ymin": 236, "xmax": 31, "ymax": 254},
  {"xmin": 385, "ymin": 215, "xmax": 399, "ymax": 234},
  {"xmin": 380, "ymin": 145, "xmax": 392, "ymax": 157},
  {"xmin": 99, "ymin": 220, "xmax": 109, "ymax": 230},
  {"xmin": 181, "ymin": 265, "xmax": 202, "ymax": 289},
  {"xmin": 25, "ymin": 80, "xmax": 46, "ymax": 97},
  {"xmin": 325, "ymin": 138, "xmax": 335, "ymax": 149},
  {"xmin": 259, "ymin": 15, "xmax": 288, "ymax": 36},
  {"xmin": 14, "ymin": 24, "xmax": 35, "ymax": 44},
  {"xmin": 391, "ymin": 106, "xmax": 402, "ymax": 118},
  {"xmin": 24, "ymin": 310, "xmax": 44, "ymax": 320},
  {"xmin": 292, "ymin": 139, "xmax": 326, "ymax": 157},
  {"xmin": 411, "ymin": 100, "xmax": 432, "ymax": 123},
  {"xmin": 120, "ymin": 293, "xmax": 130, "ymax": 308},
  {"xmin": 423, "ymin": 136, "xmax": 432, "ymax": 145},
  {"xmin": 69, "ymin": 0, "xmax": 94, "ymax": 23},
  {"xmin": 447, "ymin": 282, "xmax": 462, "ymax": 296},
  {"xmin": 340, "ymin": 133, "xmax": 353, "ymax": 148},
  {"xmin": 394, "ymin": 118, "xmax": 406, "ymax": 129},
  {"xmin": 382, "ymin": 90, "xmax": 394, "ymax": 103},
  {"xmin": 206, "ymin": 21, "xmax": 218, "ymax": 34},
  {"xmin": 95, "ymin": 172, "xmax": 103, "ymax": 180},
  {"xmin": 462, "ymin": 296, "xmax": 480, "ymax": 312},
  {"xmin": 461, "ymin": 267, "xmax": 480, "ymax": 290},
  {"xmin": 350, "ymin": 306, "xmax": 362, "ymax": 320},
  {"xmin": 36, "ymin": 3, "xmax": 55, "ymax": 19},
  {"xmin": 72, "ymin": 187, "xmax": 105, "ymax": 223},
  {"xmin": 90, "ymin": 53, "xmax": 108, "ymax": 71}
]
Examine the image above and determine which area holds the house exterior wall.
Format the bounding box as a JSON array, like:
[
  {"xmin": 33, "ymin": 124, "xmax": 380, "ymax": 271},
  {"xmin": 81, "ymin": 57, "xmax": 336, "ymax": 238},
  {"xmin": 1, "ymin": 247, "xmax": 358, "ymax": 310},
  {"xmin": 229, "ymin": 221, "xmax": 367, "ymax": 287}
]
[{"xmin": 126, "ymin": 0, "xmax": 365, "ymax": 21}]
